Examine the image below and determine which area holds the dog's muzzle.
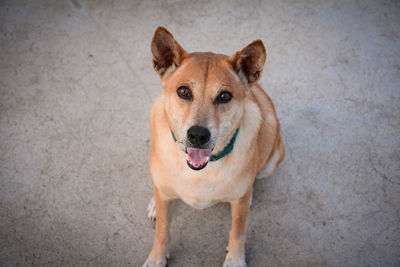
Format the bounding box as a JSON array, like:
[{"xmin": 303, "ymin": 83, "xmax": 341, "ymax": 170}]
[{"xmin": 186, "ymin": 126, "xmax": 212, "ymax": 170}]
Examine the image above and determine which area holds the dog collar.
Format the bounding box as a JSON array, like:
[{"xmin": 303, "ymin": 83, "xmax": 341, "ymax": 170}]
[{"xmin": 170, "ymin": 128, "xmax": 240, "ymax": 162}]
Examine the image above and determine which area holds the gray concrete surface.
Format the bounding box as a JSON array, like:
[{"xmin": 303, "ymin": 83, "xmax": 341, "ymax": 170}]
[{"xmin": 0, "ymin": 0, "xmax": 399, "ymax": 266}]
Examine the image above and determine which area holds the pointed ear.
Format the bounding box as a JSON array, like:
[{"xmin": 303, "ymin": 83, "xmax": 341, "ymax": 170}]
[
  {"xmin": 151, "ymin": 27, "xmax": 188, "ymax": 78},
  {"xmin": 229, "ymin": 40, "xmax": 266, "ymax": 84}
]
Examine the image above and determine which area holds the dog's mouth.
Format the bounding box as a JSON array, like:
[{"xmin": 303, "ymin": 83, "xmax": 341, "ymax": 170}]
[{"xmin": 185, "ymin": 147, "xmax": 212, "ymax": 171}]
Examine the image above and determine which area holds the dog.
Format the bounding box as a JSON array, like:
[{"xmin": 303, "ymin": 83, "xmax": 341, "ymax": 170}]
[{"xmin": 143, "ymin": 27, "xmax": 285, "ymax": 267}]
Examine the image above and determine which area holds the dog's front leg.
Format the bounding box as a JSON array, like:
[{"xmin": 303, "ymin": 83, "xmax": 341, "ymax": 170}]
[
  {"xmin": 223, "ymin": 190, "xmax": 252, "ymax": 267},
  {"xmin": 143, "ymin": 187, "xmax": 174, "ymax": 267}
]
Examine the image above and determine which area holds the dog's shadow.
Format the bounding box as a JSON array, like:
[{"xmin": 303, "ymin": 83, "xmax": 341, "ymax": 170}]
[
  {"xmin": 251, "ymin": 175, "xmax": 272, "ymax": 209},
  {"xmin": 246, "ymin": 169, "xmax": 287, "ymax": 264}
]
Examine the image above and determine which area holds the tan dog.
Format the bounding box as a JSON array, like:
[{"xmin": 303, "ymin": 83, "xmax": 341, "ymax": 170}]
[{"xmin": 143, "ymin": 27, "xmax": 285, "ymax": 267}]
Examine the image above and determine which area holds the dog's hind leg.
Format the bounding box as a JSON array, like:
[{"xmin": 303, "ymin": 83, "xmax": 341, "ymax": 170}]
[
  {"xmin": 256, "ymin": 134, "xmax": 285, "ymax": 179},
  {"xmin": 256, "ymin": 149, "xmax": 280, "ymax": 178},
  {"xmin": 147, "ymin": 197, "xmax": 156, "ymax": 221}
]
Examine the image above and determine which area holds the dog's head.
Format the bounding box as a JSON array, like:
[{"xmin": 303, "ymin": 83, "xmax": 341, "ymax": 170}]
[{"xmin": 151, "ymin": 27, "xmax": 266, "ymax": 171}]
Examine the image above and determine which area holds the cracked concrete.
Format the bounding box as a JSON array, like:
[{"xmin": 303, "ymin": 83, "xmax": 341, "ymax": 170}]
[{"xmin": 0, "ymin": 0, "xmax": 399, "ymax": 266}]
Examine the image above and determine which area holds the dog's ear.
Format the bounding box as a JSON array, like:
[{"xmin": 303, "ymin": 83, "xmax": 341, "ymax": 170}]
[
  {"xmin": 229, "ymin": 40, "xmax": 266, "ymax": 84},
  {"xmin": 151, "ymin": 27, "xmax": 187, "ymax": 78}
]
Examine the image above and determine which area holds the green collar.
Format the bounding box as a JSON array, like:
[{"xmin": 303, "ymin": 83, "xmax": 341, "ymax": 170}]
[{"xmin": 170, "ymin": 128, "xmax": 240, "ymax": 162}]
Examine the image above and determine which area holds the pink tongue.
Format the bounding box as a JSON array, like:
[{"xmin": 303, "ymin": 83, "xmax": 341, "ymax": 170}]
[{"xmin": 187, "ymin": 148, "xmax": 212, "ymax": 165}]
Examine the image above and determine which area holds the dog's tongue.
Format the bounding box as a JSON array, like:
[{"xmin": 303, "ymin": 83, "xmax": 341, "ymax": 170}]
[{"xmin": 187, "ymin": 147, "xmax": 212, "ymax": 165}]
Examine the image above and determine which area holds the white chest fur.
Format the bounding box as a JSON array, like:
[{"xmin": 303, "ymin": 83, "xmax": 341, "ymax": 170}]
[{"xmin": 168, "ymin": 157, "xmax": 251, "ymax": 209}]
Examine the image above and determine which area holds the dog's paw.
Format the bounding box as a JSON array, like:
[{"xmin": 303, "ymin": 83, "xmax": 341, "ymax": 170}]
[
  {"xmin": 142, "ymin": 256, "xmax": 167, "ymax": 267},
  {"xmin": 147, "ymin": 197, "xmax": 156, "ymax": 221},
  {"xmin": 223, "ymin": 254, "xmax": 247, "ymax": 267}
]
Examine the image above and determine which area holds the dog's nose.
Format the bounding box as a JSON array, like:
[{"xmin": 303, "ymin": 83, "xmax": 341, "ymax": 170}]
[{"xmin": 187, "ymin": 126, "xmax": 210, "ymax": 146}]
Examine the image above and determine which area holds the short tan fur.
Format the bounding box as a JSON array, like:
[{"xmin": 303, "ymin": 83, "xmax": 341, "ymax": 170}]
[{"xmin": 143, "ymin": 27, "xmax": 285, "ymax": 267}]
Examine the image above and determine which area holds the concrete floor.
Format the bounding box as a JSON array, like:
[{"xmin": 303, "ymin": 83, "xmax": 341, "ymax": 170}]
[{"xmin": 0, "ymin": 0, "xmax": 399, "ymax": 266}]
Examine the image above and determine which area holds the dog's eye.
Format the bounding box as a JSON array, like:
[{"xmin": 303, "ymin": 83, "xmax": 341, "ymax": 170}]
[
  {"xmin": 177, "ymin": 86, "xmax": 192, "ymax": 100},
  {"xmin": 216, "ymin": 91, "xmax": 232, "ymax": 104}
]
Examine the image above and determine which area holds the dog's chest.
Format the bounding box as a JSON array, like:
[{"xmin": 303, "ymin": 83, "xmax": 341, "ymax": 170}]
[{"xmin": 168, "ymin": 165, "xmax": 250, "ymax": 209}]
